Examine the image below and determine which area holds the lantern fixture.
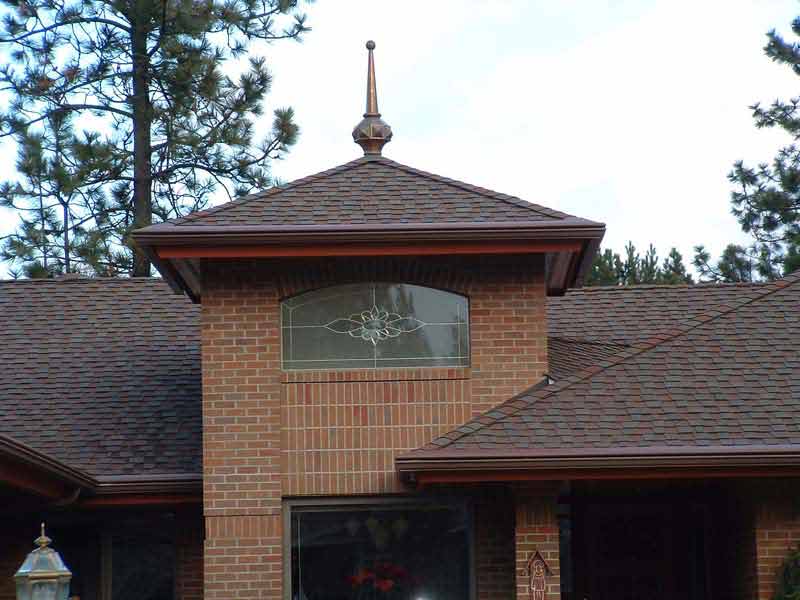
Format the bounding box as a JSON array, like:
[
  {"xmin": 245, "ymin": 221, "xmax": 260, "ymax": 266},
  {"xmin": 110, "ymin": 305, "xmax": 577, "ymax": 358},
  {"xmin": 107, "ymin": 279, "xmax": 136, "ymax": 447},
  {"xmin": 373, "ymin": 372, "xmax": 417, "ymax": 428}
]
[{"xmin": 14, "ymin": 524, "xmax": 72, "ymax": 600}]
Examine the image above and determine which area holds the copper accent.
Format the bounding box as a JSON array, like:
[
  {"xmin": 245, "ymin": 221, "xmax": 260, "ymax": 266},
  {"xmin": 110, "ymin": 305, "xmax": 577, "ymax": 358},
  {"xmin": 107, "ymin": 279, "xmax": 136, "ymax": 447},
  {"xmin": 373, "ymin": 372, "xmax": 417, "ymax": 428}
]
[
  {"xmin": 352, "ymin": 40, "xmax": 392, "ymax": 155},
  {"xmin": 365, "ymin": 40, "xmax": 379, "ymax": 116}
]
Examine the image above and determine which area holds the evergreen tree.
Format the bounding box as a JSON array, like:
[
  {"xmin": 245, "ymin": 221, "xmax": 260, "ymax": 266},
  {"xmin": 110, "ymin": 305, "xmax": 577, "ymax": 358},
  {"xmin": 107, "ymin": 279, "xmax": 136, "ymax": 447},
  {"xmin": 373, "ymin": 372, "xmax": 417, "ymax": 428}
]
[
  {"xmin": 587, "ymin": 248, "xmax": 623, "ymax": 286},
  {"xmin": 0, "ymin": 0, "xmax": 309, "ymax": 276},
  {"xmin": 695, "ymin": 16, "xmax": 800, "ymax": 282},
  {"xmin": 658, "ymin": 247, "xmax": 693, "ymax": 284},
  {"xmin": 692, "ymin": 244, "xmax": 762, "ymax": 283},
  {"xmin": 587, "ymin": 242, "xmax": 694, "ymax": 286},
  {"xmin": 0, "ymin": 106, "xmax": 117, "ymax": 276}
]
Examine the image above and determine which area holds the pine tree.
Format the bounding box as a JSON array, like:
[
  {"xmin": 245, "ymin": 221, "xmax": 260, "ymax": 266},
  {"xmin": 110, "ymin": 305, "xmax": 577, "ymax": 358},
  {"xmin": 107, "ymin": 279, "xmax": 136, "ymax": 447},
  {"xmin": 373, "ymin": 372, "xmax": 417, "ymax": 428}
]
[
  {"xmin": 586, "ymin": 248, "xmax": 623, "ymax": 286},
  {"xmin": 587, "ymin": 242, "xmax": 694, "ymax": 286},
  {"xmin": 658, "ymin": 248, "xmax": 693, "ymax": 284},
  {"xmin": 695, "ymin": 16, "xmax": 800, "ymax": 282},
  {"xmin": 0, "ymin": 107, "xmax": 114, "ymax": 276},
  {"xmin": 692, "ymin": 244, "xmax": 761, "ymax": 283},
  {"xmin": 0, "ymin": 0, "xmax": 309, "ymax": 276}
]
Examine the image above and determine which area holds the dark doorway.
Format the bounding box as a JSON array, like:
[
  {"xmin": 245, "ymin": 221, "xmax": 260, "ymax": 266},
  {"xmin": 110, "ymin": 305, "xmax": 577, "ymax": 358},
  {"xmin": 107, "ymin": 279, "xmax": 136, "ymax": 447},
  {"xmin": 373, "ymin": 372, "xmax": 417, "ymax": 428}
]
[
  {"xmin": 562, "ymin": 481, "xmax": 759, "ymax": 600},
  {"xmin": 571, "ymin": 501, "xmax": 709, "ymax": 600}
]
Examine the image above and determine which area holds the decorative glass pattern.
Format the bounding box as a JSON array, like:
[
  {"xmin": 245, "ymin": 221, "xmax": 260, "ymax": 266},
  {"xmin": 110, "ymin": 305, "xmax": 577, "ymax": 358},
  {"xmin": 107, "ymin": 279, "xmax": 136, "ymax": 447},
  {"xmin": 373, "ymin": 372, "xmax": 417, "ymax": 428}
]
[{"xmin": 281, "ymin": 283, "xmax": 470, "ymax": 370}]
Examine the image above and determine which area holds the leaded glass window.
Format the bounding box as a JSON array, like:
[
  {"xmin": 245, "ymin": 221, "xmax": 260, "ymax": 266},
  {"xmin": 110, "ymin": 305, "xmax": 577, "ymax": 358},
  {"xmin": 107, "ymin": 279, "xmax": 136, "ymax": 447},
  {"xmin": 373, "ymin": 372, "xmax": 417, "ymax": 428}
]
[{"xmin": 281, "ymin": 283, "xmax": 470, "ymax": 370}]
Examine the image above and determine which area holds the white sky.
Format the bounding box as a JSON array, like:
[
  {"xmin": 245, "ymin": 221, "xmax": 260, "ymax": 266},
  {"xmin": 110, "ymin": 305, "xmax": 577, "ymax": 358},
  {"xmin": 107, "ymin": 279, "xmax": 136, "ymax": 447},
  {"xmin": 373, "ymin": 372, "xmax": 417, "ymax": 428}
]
[{"xmin": 2, "ymin": 0, "xmax": 800, "ymax": 276}]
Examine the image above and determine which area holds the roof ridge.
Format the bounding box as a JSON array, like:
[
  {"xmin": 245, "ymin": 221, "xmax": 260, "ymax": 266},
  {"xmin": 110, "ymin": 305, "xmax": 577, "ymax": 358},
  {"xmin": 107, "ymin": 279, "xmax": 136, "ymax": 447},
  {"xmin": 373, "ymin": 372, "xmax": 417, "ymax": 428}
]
[
  {"xmin": 373, "ymin": 156, "xmax": 576, "ymax": 221},
  {"xmin": 173, "ymin": 157, "xmax": 369, "ymax": 225},
  {"xmin": 0, "ymin": 277, "xmax": 169, "ymax": 284},
  {"xmin": 424, "ymin": 269, "xmax": 800, "ymax": 451},
  {"xmin": 549, "ymin": 336, "xmax": 629, "ymax": 347},
  {"xmin": 563, "ymin": 281, "xmax": 767, "ymax": 294}
]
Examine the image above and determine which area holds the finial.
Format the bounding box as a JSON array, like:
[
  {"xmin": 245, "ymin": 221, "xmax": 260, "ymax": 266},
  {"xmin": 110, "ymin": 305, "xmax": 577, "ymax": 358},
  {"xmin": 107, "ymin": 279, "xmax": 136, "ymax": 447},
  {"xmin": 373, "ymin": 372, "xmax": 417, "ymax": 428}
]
[
  {"xmin": 35, "ymin": 523, "xmax": 51, "ymax": 549},
  {"xmin": 352, "ymin": 40, "xmax": 392, "ymax": 156},
  {"xmin": 365, "ymin": 41, "xmax": 378, "ymax": 116}
]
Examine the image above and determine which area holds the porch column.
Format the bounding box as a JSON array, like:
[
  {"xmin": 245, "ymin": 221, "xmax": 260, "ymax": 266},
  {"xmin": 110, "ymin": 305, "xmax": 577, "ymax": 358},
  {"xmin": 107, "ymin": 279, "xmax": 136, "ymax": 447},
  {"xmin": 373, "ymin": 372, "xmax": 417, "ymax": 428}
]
[{"xmin": 514, "ymin": 483, "xmax": 560, "ymax": 600}]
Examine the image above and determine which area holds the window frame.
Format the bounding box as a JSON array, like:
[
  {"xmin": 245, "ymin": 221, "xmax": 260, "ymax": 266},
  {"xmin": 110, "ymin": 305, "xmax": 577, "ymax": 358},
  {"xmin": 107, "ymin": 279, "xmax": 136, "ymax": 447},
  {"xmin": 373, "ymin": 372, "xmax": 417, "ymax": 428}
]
[
  {"xmin": 279, "ymin": 282, "xmax": 471, "ymax": 372},
  {"xmin": 282, "ymin": 496, "xmax": 477, "ymax": 600}
]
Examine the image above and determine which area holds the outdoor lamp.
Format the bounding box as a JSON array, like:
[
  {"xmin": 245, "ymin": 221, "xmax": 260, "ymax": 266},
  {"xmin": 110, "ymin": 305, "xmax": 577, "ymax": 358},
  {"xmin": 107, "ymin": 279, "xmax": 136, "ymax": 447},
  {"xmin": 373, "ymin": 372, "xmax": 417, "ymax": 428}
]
[{"xmin": 14, "ymin": 524, "xmax": 72, "ymax": 600}]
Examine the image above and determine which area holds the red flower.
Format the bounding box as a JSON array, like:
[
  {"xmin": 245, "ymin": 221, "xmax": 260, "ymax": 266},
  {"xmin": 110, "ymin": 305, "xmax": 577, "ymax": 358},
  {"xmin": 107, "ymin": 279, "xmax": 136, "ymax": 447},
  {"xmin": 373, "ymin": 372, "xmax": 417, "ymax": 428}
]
[
  {"xmin": 374, "ymin": 578, "xmax": 395, "ymax": 592},
  {"xmin": 347, "ymin": 568, "xmax": 374, "ymax": 587}
]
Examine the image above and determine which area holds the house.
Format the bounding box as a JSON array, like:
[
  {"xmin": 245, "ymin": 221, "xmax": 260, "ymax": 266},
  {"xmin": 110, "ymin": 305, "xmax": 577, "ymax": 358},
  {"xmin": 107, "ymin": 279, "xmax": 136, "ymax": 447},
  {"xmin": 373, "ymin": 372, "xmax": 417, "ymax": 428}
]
[{"xmin": 1, "ymin": 41, "xmax": 799, "ymax": 600}]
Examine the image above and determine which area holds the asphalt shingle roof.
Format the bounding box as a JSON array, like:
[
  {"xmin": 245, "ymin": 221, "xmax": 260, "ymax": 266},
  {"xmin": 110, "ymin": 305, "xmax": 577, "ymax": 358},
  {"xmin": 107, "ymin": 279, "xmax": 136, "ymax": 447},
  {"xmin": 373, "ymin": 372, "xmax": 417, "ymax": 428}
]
[
  {"xmin": 0, "ymin": 274, "xmax": 784, "ymax": 477},
  {"xmin": 548, "ymin": 282, "xmax": 766, "ymax": 345},
  {"xmin": 173, "ymin": 156, "xmax": 578, "ymax": 227},
  {"xmin": 421, "ymin": 271, "xmax": 800, "ymax": 454},
  {"xmin": 546, "ymin": 282, "xmax": 767, "ymax": 380},
  {"xmin": 0, "ymin": 278, "xmax": 201, "ymax": 478}
]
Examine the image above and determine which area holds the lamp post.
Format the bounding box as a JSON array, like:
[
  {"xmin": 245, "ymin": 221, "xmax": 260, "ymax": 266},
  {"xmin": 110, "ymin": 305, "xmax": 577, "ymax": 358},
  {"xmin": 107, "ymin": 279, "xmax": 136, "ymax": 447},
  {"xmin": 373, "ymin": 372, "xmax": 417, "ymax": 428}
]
[{"xmin": 14, "ymin": 524, "xmax": 71, "ymax": 600}]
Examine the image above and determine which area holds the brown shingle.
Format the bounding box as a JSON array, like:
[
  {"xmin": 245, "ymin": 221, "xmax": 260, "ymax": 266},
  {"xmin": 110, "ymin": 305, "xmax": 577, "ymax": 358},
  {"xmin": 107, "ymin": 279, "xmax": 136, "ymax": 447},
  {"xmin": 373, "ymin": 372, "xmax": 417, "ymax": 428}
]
[
  {"xmin": 545, "ymin": 282, "xmax": 768, "ymax": 379},
  {"xmin": 548, "ymin": 282, "xmax": 765, "ymax": 345},
  {"xmin": 173, "ymin": 156, "xmax": 578, "ymax": 227},
  {"xmin": 415, "ymin": 271, "xmax": 800, "ymax": 455},
  {"xmin": 0, "ymin": 278, "xmax": 201, "ymax": 477},
  {"xmin": 0, "ymin": 273, "xmax": 782, "ymax": 477}
]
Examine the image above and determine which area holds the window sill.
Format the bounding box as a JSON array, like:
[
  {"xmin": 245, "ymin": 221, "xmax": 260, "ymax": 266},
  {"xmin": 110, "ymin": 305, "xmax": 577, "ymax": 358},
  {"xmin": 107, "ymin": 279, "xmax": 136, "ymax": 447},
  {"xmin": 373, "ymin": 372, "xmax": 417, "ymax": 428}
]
[{"xmin": 281, "ymin": 367, "xmax": 470, "ymax": 383}]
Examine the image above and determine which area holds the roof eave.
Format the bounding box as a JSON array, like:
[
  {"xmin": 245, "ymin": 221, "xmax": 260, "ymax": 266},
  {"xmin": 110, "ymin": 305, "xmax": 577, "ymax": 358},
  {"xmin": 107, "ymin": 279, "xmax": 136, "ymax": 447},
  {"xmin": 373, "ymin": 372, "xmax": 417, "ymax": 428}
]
[
  {"xmin": 133, "ymin": 221, "xmax": 605, "ymax": 301},
  {"xmin": 0, "ymin": 435, "xmax": 95, "ymax": 493},
  {"xmin": 132, "ymin": 220, "xmax": 605, "ymax": 246},
  {"xmin": 0, "ymin": 435, "xmax": 202, "ymax": 502},
  {"xmin": 92, "ymin": 473, "xmax": 203, "ymax": 496},
  {"xmin": 396, "ymin": 445, "xmax": 800, "ymax": 482}
]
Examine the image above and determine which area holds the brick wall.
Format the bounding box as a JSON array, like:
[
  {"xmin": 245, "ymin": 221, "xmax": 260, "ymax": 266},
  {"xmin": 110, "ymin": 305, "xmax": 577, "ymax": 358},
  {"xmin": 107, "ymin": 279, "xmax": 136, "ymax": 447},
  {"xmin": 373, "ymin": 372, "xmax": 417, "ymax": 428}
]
[
  {"xmin": 282, "ymin": 370, "xmax": 472, "ymax": 494},
  {"xmin": 201, "ymin": 267, "xmax": 283, "ymax": 598},
  {"xmin": 204, "ymin": 515, "xmax": 282, "ymax": 599},
  {"xmin": 200, "ymin": 255, "xmax": 547, "ymax": 597},
  {"xmin": 514, "ymin": 484, "xmax": 560, "ymax": 600},
  {"xmin": 276, "ymin": 255, "xmax": 547, "ymax": 495},
  {"xmin": 755, "ymin": 482, "xmax": 800, "ymax": 600}
]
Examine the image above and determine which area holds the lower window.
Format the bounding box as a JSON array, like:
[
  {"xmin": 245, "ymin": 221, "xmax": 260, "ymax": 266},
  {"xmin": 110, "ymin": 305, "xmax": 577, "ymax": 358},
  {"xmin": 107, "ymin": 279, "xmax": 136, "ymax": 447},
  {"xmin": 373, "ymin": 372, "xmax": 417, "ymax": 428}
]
[{"xmin": 290, "ymin": 502, "xmax": 471, "ymax": 600}]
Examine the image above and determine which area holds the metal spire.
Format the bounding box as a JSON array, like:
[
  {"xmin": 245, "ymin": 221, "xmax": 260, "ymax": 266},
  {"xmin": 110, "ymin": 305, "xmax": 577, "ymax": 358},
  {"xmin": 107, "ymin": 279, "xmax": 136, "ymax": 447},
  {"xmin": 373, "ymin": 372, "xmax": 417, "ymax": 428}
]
[
  {"xmin": 365, "ymin": 40, "xmax": 379, "ymax": 116},
  {"xmin": 352, "ymin": 40, "xmax": 392, "ymax": 156}
]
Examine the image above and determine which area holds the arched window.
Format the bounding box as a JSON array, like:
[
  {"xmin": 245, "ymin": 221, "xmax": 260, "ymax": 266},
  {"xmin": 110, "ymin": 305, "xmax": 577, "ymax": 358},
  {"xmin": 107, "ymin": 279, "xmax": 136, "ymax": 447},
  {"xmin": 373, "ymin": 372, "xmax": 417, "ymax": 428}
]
[{"xmin": 281, "ymin": 283, "xmax": 470, "ymax": 370}]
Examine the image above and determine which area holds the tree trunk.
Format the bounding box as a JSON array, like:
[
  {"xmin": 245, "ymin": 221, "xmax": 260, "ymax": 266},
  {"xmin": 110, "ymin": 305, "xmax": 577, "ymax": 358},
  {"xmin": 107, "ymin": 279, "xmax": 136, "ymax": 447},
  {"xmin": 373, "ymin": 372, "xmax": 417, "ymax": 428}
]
[
  {"xmin": 62, "ymin": 201, "xmax": 70, "ymax": 273},
  {"xmin": 53, "ymin": 115, "xmax": 68, "ymax": 274},
  {"xmin": 38, "ymin": 181, "xmax": 48, "ymax": 273},
  {"xmin": 131, "ymin": 15, "xmax": 152, "ymax": 277}
]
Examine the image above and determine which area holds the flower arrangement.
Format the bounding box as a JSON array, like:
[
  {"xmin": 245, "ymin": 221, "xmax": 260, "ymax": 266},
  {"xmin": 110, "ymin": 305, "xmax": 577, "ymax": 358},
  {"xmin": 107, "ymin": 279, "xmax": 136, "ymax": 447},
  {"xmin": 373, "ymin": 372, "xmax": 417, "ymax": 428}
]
[{"xmin": 347, "ymin": 561, "xmax": 419, "ymax": 598}]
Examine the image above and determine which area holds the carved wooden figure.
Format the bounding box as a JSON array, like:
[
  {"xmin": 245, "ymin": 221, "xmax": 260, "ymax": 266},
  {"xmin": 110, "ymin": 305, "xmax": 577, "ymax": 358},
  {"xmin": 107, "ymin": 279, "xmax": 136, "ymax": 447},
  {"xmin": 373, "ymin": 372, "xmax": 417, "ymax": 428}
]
[{"xmin": 526, "ymin": 550, "xmax": 552, "ymax": 600}]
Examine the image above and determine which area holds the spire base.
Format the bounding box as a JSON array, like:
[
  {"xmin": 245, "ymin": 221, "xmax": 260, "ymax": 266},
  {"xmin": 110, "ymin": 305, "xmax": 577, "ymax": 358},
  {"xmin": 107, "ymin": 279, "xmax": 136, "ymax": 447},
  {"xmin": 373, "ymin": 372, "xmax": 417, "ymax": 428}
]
[{"xmin": 352, "ymin": 114, "xmax": 393, "ymax": 155}]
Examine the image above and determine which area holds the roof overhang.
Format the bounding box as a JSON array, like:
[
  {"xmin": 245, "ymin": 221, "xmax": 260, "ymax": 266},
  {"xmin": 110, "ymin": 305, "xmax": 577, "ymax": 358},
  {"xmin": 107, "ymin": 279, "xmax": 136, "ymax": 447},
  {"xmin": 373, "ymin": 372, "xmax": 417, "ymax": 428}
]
[
  {"xmin": 133, "ymin": 220, "xmax": 605, "ymax": 300},
  {"xmin": 0, "ymin": 435, "xmax": 201, "ymax": 505},
  {"xmin": 0, "ymin": 435, "xmax": 95, "ymax": 498},
  {"xmin": 396, "ymin": 445, "xmax": 800, "ymax": 485}
]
